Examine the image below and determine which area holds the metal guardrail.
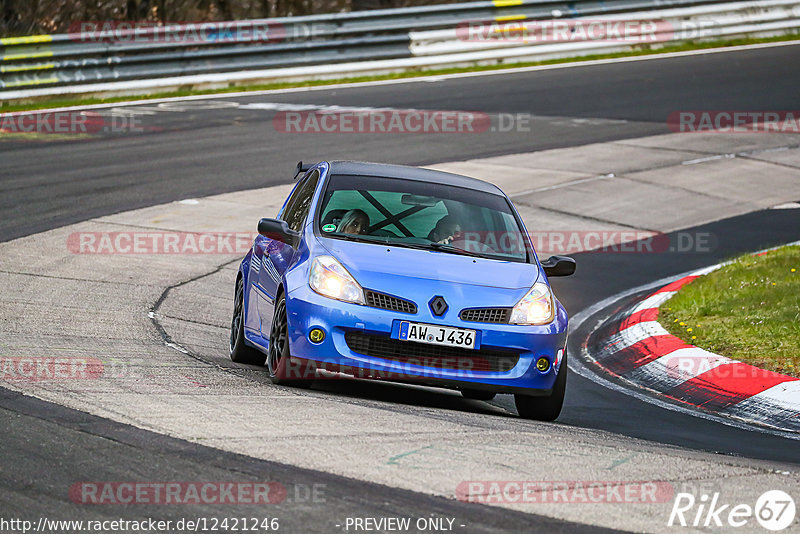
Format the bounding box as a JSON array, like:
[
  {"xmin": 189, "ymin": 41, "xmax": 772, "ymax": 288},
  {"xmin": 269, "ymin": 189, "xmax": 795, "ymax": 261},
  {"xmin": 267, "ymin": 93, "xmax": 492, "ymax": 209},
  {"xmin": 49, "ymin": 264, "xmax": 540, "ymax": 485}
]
[
  {"xmin": 410, "ymin": 0, "xmax": 800, "ymax": 56},
  {"xmin": 1, "ymin": 0, "xmax": 798, "ymax": 99}
]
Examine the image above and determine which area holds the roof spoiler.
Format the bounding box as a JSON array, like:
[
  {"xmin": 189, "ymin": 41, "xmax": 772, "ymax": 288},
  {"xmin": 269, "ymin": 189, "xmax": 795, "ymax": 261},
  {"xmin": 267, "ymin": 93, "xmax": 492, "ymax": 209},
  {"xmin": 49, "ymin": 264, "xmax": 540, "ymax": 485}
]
[{"xmin": 294, "ymin": 161, "xmax": 311, "ymax": 179}]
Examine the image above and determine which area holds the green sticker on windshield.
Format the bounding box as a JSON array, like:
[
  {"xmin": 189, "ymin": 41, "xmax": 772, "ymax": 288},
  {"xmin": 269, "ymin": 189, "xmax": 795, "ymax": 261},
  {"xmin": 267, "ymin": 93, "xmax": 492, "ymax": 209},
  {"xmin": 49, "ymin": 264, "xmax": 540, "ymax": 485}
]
[{"xmin": 322, "ymin": 224, "xmax": 337, "ymax": 232}]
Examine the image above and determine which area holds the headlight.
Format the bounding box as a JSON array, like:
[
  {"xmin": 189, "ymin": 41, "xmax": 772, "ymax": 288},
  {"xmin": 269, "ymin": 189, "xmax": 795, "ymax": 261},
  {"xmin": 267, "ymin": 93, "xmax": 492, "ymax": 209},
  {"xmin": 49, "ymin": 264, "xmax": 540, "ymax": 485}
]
[
  {"xmin": 509, "ymin": 282, "xmax": 554, "ymax": 325},
  {"xmin": 309, "ymin": 255, "xmax": 365, "ymax": 305}
]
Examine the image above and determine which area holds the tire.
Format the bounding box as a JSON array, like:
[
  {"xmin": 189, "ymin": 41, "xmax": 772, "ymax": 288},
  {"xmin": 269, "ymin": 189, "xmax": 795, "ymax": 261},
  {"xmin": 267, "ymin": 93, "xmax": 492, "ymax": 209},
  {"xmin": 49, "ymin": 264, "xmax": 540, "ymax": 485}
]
[
  {"xmin": 461, "ymin": 389, "xmax": 496, "ymax": 401},
  {"xmin": 514, "ymin": 352, "xmax": 567, "ymax": 421},
  {"xmin": 230, "ymin": 276, "xmax": 267, "ymax": 366},
  {"xmin": 267, "ymin": 294, "xmax": 313, "ymax": 388}
]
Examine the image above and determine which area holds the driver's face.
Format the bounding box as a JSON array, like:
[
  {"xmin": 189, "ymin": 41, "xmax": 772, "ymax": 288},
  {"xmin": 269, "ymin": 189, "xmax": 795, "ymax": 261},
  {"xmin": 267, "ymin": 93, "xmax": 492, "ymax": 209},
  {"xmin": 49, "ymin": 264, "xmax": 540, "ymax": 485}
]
[
  {"xmin": 343, "ymin": 218, "xmax": 366, "ymax": 234},
  {"xmin": 441, "ymin": 222, "xmax": 461, "ymax": 238}
]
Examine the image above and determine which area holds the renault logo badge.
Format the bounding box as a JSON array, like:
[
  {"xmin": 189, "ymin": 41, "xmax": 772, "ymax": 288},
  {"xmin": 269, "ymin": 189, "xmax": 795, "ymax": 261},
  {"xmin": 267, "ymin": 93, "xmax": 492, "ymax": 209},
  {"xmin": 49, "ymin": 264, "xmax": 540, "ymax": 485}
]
[{"xmin": 429, "ymin": 296, "xmax": 448, "ymax": 317}]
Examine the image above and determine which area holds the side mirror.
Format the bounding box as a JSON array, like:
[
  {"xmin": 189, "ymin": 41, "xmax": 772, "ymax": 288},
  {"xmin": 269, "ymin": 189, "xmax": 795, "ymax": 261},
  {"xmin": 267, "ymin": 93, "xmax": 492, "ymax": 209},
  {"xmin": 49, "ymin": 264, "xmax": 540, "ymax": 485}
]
[
  {"xmin": 541, "ymin": 255, "xmax": 576, "ymax": 277},
  {"xmin": 258, "ymin": 218, "xmax": 300, "ymax": 247},
  {"xmin": 294, "ymin": 161, "xmax": 311, "ymax": 180}
]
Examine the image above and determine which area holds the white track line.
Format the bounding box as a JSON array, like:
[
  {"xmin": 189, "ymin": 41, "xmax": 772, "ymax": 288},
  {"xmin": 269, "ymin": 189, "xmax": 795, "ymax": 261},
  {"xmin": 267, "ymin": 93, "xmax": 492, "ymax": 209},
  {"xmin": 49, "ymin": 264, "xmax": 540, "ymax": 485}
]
[
  {"xmin": 611, "ymin": 321, "xmax": 670, "ymax": 354},
  {"xmin": 626, "ymin": 347, "xmax": 734, "ymax": 390},
  {"xmin": 631, "ymin": 291, "xmax": 675, "ymax": 313},
  {"xmin": 727, "ymin": 381, "xmax": 800, "ymax": 424}
]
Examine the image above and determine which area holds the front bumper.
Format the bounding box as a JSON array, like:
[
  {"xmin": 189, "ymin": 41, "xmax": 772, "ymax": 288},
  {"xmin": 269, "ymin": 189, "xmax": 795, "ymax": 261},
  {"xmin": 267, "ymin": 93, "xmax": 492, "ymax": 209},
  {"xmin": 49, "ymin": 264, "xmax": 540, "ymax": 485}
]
[{"xmin": 284, "ymin": 284, "xmax": 568, "ymax": 394}]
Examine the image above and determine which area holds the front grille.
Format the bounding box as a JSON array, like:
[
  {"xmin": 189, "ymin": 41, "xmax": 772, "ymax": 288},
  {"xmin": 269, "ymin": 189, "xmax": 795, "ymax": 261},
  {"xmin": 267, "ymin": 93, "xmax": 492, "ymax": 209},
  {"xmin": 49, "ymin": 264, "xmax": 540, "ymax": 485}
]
[
  {"xmin": 460, "ymin": 307, "xmax": 512, "ymax": 324},
  {"xmin": 364, "ymin": 290, "xmax": 417, "ymax": 314},
  {"xmin": 345, "ymin": 332, "xmax": 519, "ymax": 373}
]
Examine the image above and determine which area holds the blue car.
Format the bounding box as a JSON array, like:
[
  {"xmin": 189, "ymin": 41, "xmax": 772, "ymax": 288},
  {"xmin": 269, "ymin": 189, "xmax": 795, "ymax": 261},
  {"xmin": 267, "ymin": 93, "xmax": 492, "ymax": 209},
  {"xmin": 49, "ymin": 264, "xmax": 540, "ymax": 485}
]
[{"xmin": 230, "ymin": 161, "xmax": 575, "ymax": 420}]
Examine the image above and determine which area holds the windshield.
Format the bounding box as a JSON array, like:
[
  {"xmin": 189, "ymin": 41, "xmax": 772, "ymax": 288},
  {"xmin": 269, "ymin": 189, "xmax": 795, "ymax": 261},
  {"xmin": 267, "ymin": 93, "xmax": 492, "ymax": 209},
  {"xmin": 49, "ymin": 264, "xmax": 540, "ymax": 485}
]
[{"xmin": 317, "ymin": 174, "xmax": 530, "ymax": 262}]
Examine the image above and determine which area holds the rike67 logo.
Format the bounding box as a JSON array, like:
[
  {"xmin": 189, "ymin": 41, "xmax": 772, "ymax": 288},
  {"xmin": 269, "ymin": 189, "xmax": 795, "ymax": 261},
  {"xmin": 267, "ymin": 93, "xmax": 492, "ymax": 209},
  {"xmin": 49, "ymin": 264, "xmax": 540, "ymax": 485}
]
[{"xmin": 669, "ymin": 490, "xmax": 796, "ymax": 531}]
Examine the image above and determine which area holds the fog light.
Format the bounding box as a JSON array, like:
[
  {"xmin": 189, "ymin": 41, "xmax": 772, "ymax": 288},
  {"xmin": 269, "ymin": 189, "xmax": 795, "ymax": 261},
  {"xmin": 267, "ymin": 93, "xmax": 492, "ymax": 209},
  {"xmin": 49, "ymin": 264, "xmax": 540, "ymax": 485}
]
[
  {"xmin": 536, "ymin": 357, "xmax": 550, "ymax": 373},
  {"xmin": 309, "ymin": 328, "xmax": 325, "ymax": 343}
]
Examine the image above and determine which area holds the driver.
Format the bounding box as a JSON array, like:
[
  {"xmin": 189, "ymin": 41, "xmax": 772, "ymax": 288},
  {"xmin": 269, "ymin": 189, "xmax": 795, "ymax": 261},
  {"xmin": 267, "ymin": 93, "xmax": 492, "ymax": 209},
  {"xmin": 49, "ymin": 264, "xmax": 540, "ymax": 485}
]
[
  {"xmin": 337, "ymin": 209, "xmax": 370, "ymax": 235},
  {"xmin": 430, "ymin": 215, "xmax": 462, "ymax": 244}
]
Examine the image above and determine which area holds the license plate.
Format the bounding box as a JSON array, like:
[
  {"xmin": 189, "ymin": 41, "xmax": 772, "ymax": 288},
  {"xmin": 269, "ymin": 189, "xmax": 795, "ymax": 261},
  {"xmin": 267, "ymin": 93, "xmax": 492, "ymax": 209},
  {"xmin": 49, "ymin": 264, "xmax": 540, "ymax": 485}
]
[{"xmin": 398, "ymin": 322, "xmax": 476, "ymax": 349}]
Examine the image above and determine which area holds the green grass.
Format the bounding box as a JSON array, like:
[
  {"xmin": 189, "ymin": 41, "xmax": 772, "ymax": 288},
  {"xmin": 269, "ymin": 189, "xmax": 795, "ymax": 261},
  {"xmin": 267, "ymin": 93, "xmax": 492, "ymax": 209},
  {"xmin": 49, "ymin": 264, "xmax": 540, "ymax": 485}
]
[
  {"xmin": 661, "ymin": 245, "xmax": 800, "ymax": 378},
  {"xmin": 2, "ymin": 33, "xmax": 800, "ymax": 113}
]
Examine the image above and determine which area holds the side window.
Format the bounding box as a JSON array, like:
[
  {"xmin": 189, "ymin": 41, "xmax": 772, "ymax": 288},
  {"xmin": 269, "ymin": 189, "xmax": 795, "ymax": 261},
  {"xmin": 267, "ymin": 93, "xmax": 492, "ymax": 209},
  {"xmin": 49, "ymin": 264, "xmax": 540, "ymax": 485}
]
[{"xmin": 282, "ymin": 170, "xmax": 320, "ymax": 232}]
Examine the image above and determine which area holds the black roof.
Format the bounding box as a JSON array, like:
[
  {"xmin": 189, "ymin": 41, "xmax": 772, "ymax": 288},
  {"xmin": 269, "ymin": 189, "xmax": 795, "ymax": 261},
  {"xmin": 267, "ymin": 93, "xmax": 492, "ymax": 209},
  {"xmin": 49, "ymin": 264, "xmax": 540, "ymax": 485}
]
[{"xmin": 326, "ymin": 161, "xmax": 504, "ymax": 196}]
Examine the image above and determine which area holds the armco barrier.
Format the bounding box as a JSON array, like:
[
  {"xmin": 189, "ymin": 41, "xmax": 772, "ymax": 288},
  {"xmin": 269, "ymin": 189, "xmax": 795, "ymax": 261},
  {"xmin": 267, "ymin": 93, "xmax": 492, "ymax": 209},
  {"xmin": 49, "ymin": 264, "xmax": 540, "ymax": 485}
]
[{"xmin": 1, "ymin": 0, "xmax": 799, "ymax": 100}]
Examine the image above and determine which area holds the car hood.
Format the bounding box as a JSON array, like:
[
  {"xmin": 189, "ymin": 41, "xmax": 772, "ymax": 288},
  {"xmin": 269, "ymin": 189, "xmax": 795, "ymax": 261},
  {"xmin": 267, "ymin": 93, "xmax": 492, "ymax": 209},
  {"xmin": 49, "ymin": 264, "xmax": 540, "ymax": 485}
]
[{"xmin": 318, "ymin": 237, "xmax": 540, "ymax": 290}]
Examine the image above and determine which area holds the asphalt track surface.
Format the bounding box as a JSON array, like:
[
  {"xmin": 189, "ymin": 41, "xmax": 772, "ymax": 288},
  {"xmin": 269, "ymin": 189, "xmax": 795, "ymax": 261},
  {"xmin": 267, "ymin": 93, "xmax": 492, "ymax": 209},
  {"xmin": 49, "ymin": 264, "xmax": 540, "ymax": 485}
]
[
  {"xmin": 0, "ymin": 388, "xmax": 617, "ymax": 533},
  {"xmin": 2, "ymin": 44, "xmax": 800, "ymax": 530},
  {"xmin": 2, "ymin": 43, "xmax": 800, "ymax": 242}
]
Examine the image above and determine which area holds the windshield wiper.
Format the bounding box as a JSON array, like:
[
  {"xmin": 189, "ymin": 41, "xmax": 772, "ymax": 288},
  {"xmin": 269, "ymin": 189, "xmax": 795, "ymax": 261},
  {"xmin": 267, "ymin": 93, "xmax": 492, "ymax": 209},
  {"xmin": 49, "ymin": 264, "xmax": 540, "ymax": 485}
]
[
  {"xmin": 324, "ymin": 233, "xmax": 391, "ymax": 245},
  {"xmin": 382, "ymin": 240, "xmax": 486, "ymax": 258},
  {"xmin": 325, "ymin": 234, "xmax": 487, "ymax": 258},
  {"xmin": 426, "ymin": 242, "xmax": 485, "ymax": 258}
]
